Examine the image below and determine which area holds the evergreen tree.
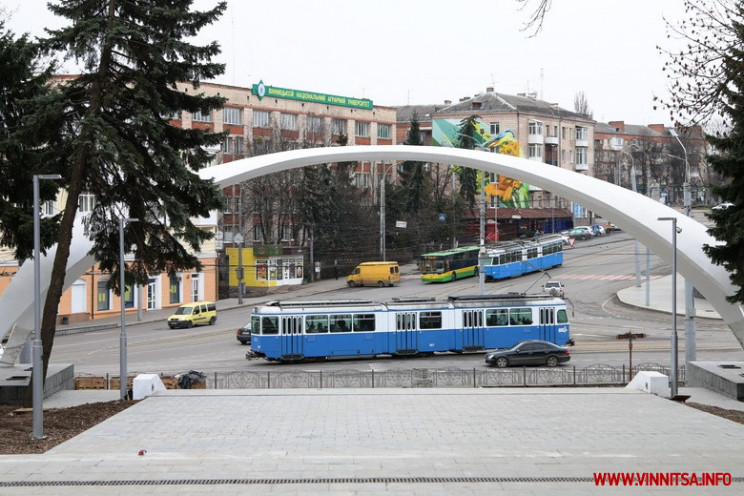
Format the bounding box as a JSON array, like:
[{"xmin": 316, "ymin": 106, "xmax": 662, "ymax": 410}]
[
  {"xmin": 457, "ymin": 115, "xmax": 480, "ymax": 208},
  {"xmin": 0, "ymin": 24, "xmax": 61, "ymax": 261},
  {"xmin": 704, "ymin": 13, "xmax": 744, "ymax": 304},
  {"xmin": 30, "ymin": 0, "xmax": 228, "ymax": 386},
  {"xmin": 398, "ymin": 112, "xmax": 427, "ymax": 214}
]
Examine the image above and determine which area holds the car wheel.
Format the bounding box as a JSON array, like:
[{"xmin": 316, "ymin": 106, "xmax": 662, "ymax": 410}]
[
  {"xmin": 377, "ymin": 280, "xmax": 385, "ymax": 287},
  {"xmin": 495, "ymin": 357, "xmax": 508, "ymax": 368},
  {"xmin": 209, "ymin": 317, "xmax": 216, "ymax": 325},
  {"xmin": 186, "ymin": 321, "xmax": 193, "ymax": 329},
  {"xmin": 168, "ymin": 324, "xmax": 175, "ymax": 329},
  {"xmin": 546, "ymin": 356, "xmax": 559, "ymax": 367},
  {"xmin": 348, "ymin": 281, "xmax": 356, "ymax": 288}
]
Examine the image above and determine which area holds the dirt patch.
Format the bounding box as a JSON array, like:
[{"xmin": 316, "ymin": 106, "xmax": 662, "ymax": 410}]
[{"xmin": 0, "ymin": 400, "xmax": 136, "ymax": 454}]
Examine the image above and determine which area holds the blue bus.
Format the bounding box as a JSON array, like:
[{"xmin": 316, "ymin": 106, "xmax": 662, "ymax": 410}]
[
  {"xmin": 248, "ymin": 294, "xmax": 572, "ymax": 362},
  {"xmin": 483, "ymin": 236, "xmax": 564, "ymax": 282}
]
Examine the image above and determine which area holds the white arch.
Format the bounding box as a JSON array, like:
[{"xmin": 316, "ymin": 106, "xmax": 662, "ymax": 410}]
[{"xmin": 1, "ymin": 145, "xmax": 743, "ymax": 365}]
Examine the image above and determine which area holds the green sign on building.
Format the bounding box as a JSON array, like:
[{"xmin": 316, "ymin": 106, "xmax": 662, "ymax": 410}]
[{"xmin": 252, "ymin": 81, "xmax": 373, "ymax": 110}]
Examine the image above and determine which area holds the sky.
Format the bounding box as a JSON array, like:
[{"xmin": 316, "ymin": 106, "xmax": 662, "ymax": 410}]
[{"xmin": 5, "ymin": 0, "xmax": 686, "ymax": 126}]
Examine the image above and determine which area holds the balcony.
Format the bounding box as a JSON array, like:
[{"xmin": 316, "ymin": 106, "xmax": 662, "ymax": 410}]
[
  {"xmin": 527, "ymin": 133, "xmax": 545, "ymax": 145},
  {"xmin": 575, "ymin": 163, "xmax": 589, "ymax": 172},
  {"xmin": 576, "ymin": 139, "xmax": 588, "ymax": 147},
  {"xmin": 545, "ymin": 136, "xmax": 559, "ymax": 145}
]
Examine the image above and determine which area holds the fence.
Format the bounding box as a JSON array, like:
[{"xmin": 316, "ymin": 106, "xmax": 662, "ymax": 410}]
[{"xmin": 208, "ymin": 363, "xmax": 685, "ymax": 390}]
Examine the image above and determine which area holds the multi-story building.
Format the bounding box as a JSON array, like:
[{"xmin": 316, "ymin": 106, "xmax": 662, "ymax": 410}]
[
  {"xmin": 169, "ymin": 81, "xmax": 398, "ymax": 295},
  {"xmin": 594, "ymin": 121, "xmax": 710, "ymax": 206},
  {"xmin": 0, "ymin": 80, "xmax": 397, "ymax": 324},
  {"xmin": 397, "ymin": 88, "xmax": 595, "ymax": 239}
]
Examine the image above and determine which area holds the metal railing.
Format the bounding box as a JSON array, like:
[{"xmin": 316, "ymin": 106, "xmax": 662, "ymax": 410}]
[{"xmin": 208, "ymin": 363, "xmax": 685, "ymax": 390}]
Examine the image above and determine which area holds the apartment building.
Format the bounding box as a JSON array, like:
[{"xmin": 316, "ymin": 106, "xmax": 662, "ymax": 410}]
[{"xmin": 397, "ymin": 88, "xmax": 596, "ymax": 239}]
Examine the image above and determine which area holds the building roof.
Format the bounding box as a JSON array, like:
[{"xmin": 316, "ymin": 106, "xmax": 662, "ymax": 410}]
[
  {"xmin": 396, "ymin": 104, "xmax": 450, "ymax": 123},
  {"xmin": 433, "ymin": 91, "xmax": 593, "ymax": 122}
]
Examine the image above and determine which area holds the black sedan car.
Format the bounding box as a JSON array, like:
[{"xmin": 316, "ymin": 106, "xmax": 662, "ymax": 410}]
[
  {"xmin": 236, "ymin": 322, "xmax": 251, "ymax": 345},
  {"xmin": 485, "ymin": 340, "xmax": 570, "ymax": 368}
]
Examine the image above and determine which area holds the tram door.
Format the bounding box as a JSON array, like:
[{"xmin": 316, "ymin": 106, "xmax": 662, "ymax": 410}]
[
  {"xmin": 395, "ymin": 312, "xmax": 417, "ymax": 355},
  {"xmin": 539, "ymin": 307, "xmax": 555, "ymax": 343},
  {"xmin": 462, "ymin": 309, "xmax": 485, "ymax": 351},
  {"xmin": 280, "ymin": 316, "xmax": 304, "ymax": 359}
]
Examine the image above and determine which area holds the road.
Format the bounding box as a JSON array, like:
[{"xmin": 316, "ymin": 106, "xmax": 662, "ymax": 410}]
[{"xmin": 49, "ymin": 231, "xmax": 744, "ymax": 376}]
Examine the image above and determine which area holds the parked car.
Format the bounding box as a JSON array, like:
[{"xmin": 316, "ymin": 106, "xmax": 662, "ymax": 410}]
[
  {"xmin": 485, "ymin": 340, "xmax": 571, "ymax": 368},
  {"xmin": 590, "ymin": 224, "xmax": 606, "ymax": 236},
  {"xmin": 712, "ymin": 202, "xmax": 734, "ymax": 210},
  {"xmin": 606, "ymin": 222, "xmax": 621, "ymax": 232},
  {"xmin": 568, "ymin": 226, "xmax": 593, "ymax": 240},
  {"xmin": 236, "ymin": 322, "xmax": 252, "ymax": 345},
  {"xmin": 542, "ymin": 280, "xmax": 565, "ymax": 297}
]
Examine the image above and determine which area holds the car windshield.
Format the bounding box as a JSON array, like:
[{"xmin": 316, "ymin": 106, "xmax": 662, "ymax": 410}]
[{"xmin": 173, "ymin": 307, "xmax": 192, "ymax": 315}]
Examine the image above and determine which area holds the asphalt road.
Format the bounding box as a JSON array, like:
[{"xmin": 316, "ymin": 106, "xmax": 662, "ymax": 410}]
[{"xmin": 48, "ymin": 231, "xmax": 744, "ymax": 376}]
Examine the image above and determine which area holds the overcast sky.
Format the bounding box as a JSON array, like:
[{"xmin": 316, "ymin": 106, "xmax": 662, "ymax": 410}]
[{"xmin": 6, "ymin": 0, "xmax": 686, "ymax": 126}]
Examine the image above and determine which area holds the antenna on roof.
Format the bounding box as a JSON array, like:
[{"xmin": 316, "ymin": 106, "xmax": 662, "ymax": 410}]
[{"xmin": 540, "ymin": 68, "xmax": 544, "ymax": 100}]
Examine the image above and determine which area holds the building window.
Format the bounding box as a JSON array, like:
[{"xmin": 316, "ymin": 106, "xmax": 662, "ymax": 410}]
[
  {"xmin": 279, "ymin": 224, "xmax": 291, "ymax": 241},
  {"xmin": 307, "ymin": 116, "xmax": 323, "ymax": 133},
  {"xmin": 97, "ymin": 279, "xmax": 110, "ymax": 311},
  {"xmin": 78, "ymin": 193, "xmax": 96, "ymax": 213},
  {"xmin": 332, "ymin": 118, "xmax": 347, "ymax": 135},
  {"xmin": 223, "ymin": 136, "xmax": 243, "ymax": 155},
  {"xmin": 223, "ymin": 107, "xmax": 242, "ymax": 125},
  {"xmin": 43, "ymin": 200, "xmax": 55, "ymax": 216},
  {"xmin": 561, "ymin": 127, "xmax": 567, "ymax": 140},
  {"xmin": 377, "ymin": 123, "xmax": 391, "ymax": 139},
  {"xmin": 576, "ymin": 147, "xmax": 588, "ymax": 165},
  {"xmin": 561, "ymin": 150, "xmax": 566, "ymax": 163},
  {"xmin": 354, "ymin": 172, "xmax": 370, "ymax": 188},
  {"xmin": 528, "ymin": 144, "xmax": 543, "ymax": 159},
  {"xmin": 253, "ymin": 110, "xmax": 270, "ymax": 128},
  {"xmin": 191, "ymin": 110, "xmax": 212, "ymax": 122},
  {"xmin": 355, "ymin": 121, "xmax": 370, "ymax": 137},
  {"xmin": 569, "ymin": 150, "xmax": 574, "ymax": 163},
  {"xmin": 280, "ymin": 113, "xmax": 297, "ymax": 130},
  {"xmin": 576, "ymin": 126, "xmax": 587, "ymax": 141},
  {"xmin": 490, "ymin": 122, "xmax": 500, "ymax": 135},
  {"xmin": 253, "ymin": 225, "xmax": 261, "ymax": 242},
  {"xmin": 528, "ymin": 121, "xmax": 543, "ymax": 136},
  {"xmin": 166, "ymin": 110, "xmax": 181, "ymax": 120}
]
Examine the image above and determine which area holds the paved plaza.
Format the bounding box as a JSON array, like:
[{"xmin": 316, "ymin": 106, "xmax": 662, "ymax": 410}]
[{"xmin": 1, "ymin": 387, "xmax": 743, "ymax": 495}]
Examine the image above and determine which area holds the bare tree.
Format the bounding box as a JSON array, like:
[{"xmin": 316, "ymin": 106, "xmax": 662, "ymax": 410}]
[
  {"xmin": 656, "ymin": 0, "xmax": 741, "ymax": 126},
  {"xmin": 516, "ymin": 0, "xmax": 552, "ymax": 37},
  {"xmin": 573, "ymin": 91, "xmax": 593, "ymax": 119}
]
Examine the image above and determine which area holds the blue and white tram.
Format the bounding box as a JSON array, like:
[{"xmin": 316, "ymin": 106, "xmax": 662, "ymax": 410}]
[
  {"xmin": 483, "ymin": 236, "xmax": 564, "ymax": 281},
  {"xmin": 249, "ymin": 294, "xmax": 572, "ymax": 361}
]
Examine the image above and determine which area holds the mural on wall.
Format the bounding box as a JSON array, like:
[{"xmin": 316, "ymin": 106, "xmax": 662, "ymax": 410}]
[{"xmin": 432, "ymin": 118, "xmax": 530, "ymax": 208}]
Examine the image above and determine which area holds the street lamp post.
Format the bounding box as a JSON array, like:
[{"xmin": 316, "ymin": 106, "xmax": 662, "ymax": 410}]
[
  {"xmin": 32, "ymin": 174, "xmax": 62, "ymax": 439},
  {"xmin": 119, "ymin": 216, "xmax": 138, "ymax": 401},
  {"xmin": 669, "ymin": 129, "xmax": 691, "ymax": 216},
  {"xmin": 668, "ymin": 130, "xmax": 697, "ymax": 364},
  {"xmin": 658, "ymin": 216, "xmax": 679, "ymax": 398}
]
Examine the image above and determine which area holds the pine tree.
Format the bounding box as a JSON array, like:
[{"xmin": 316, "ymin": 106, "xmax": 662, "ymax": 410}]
[
  {"xmin": 704, "ymin": 16, "xmax": 744, "ymax": 304},
  {"xmin": 30, "ymin": 0, "xmax": 228, "ymax": 386},
  {"xmin": 0, "ymin": 24, "xmax": 61, "ymax": 260},
  {"xmin": 457, "ymin": 115, "xmax": 480, "ymax": 209},
  {"xmin": 398, "ymin": 112, "xmax": 428, "ymax": 214}
]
